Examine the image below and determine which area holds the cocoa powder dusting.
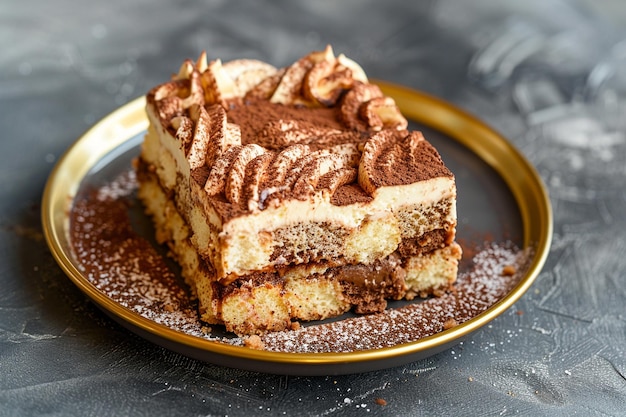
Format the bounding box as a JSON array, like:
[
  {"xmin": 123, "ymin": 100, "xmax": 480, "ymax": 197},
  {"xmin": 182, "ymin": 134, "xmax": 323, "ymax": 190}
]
[
  {"xmin": 70, "ymin": 171, "xmax": 206, "ymax": 336},
  {"xmin": 259, "ymin": 241, "xmax": 531, "ymax": 352},
  {"xmin": 330, "ymin": 184, "xmax": 373, "ymax": 206},
  {"xmin": 362, "ymin": 131, "xmax": 453, "ymax": 192},
  {"xmin": 69, "ymin": 171, "xmax": 533, "ymax": 353},
  {"xmin": 228, "ymin": 100, "xmax": 343, "ymax": 147}
]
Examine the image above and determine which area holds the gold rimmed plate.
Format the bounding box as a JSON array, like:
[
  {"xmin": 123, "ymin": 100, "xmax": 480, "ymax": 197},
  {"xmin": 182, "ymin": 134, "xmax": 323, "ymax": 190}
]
[{"xmin": 42, "ymin": 81, "xmax": 552, "ymax": 375}]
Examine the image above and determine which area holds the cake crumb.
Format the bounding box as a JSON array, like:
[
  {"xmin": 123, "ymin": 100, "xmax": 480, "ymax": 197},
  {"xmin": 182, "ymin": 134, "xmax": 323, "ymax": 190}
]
[
  {"xmin": 502, "ymin": 265, "xmax": 516, "ymax": 276},
  {"xmin": 443, "ymin": 318, "xmax": 458, "ymax": 330},
  {"xmin": 468, "ymin": 376, "xmax": 474, "ymax": 382},
  {"xmin": 244, "ymin": 335, "xmax": 265, "ymax": 350},
  {"xmin": 374, "ymin": 398, "xmax": 387, "ymax": 406},
  {"xmin": 290, "ymin": 321, "xmax": 301, "ymax": 331},
  {"xmin": 432, "ymin": 288, "xmax": 446, "ymax": 297},
  {"xmin": 163, "ymin": 304, "xmax": 174, "ymax": 313}
]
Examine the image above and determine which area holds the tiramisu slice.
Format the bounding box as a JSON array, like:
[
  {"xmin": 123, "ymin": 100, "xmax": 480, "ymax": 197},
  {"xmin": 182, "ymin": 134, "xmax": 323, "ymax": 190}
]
[{"xmin": 136, "ymin": 46, "xmax": 461, "ymax": 335}]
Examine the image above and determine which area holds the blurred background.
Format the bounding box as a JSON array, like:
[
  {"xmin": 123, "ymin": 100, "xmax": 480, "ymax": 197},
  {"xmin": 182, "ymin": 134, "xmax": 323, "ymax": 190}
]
[{"xmin": 1, "ymin": 1, "xmax": 625, "ymax": 416}]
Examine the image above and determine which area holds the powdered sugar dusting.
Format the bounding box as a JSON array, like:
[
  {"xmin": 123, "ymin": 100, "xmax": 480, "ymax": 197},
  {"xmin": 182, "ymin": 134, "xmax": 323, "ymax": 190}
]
[
  {"xmin": 96, "ymin": 169, "xmax": 137, "ymax": 201},
  {"xmin": 71, "ymin": 171, "xmax": 235, "ymax": 343},
  {"xmin": 69, "ymin": 171, "xmax": 532, "ymax": 353},
  {"xmin": 259, "ymin": 243, "xmax": 531, "ymax": 352}
]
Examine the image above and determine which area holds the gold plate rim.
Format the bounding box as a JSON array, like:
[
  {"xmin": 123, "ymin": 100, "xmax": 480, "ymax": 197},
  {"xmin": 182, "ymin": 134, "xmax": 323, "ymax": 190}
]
[{"xmin": 41, "ymin": 81, "xmax": 553, "ymax": 373}]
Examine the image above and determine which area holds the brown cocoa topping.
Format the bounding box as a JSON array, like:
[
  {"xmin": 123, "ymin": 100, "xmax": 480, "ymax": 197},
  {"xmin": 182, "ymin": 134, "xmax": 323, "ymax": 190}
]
[
  {"xmin": 148, "ymin": 79, "xmax": 189, "ymax": 127},
  {"xmin": 190, "ymin": 166, "xmax": 211, "ymax": 185},
  {"xmin": 227, "ymin": 100, "xmax": 343, "ymax": 147},
  {"xmin": 366, "ymin": 131, "xmax": 453, "ymax": 191},
  {"xmin": 149, "ymin": 64, "xmax": 451, "ymax": 219},
  {"xmin": 329, "ymin": 184, "xmax": 373, "ymax": 206}
]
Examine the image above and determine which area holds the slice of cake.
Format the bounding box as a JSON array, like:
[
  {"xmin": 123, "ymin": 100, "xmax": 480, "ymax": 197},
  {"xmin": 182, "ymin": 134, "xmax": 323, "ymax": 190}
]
[{"xmin": 136, "ymin": 46, "xmax": 462, "ymax": 335}]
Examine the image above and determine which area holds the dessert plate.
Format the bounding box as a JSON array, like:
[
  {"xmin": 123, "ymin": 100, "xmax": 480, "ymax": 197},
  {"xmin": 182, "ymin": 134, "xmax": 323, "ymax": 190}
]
[{"xmin": 42, "ymin": 81, "xmax": 552, "ymax": 375}]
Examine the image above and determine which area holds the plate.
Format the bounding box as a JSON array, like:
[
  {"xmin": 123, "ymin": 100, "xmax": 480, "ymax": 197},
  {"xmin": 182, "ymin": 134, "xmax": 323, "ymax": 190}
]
[{"xmin": 42, "ymin": 81, "xmax": 552, "ymax": 375}]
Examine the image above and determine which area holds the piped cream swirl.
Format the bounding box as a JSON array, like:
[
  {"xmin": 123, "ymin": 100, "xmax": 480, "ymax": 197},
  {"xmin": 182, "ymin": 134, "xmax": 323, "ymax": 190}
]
[{"xmin": 147, "ymin": 46, "xmax": 418, "ymax": 213}]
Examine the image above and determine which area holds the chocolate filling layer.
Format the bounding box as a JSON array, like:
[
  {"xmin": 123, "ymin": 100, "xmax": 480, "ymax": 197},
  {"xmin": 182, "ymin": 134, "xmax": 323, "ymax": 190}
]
[{"xmin": 214, "ymin": 253, "xmax": 409, "ymax": 315}]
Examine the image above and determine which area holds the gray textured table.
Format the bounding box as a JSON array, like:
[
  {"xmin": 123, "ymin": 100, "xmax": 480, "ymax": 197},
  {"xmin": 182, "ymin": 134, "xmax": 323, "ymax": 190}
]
[{"xmin": 2, "ymin": 1, "xmax": 625, "ymax": 415}]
